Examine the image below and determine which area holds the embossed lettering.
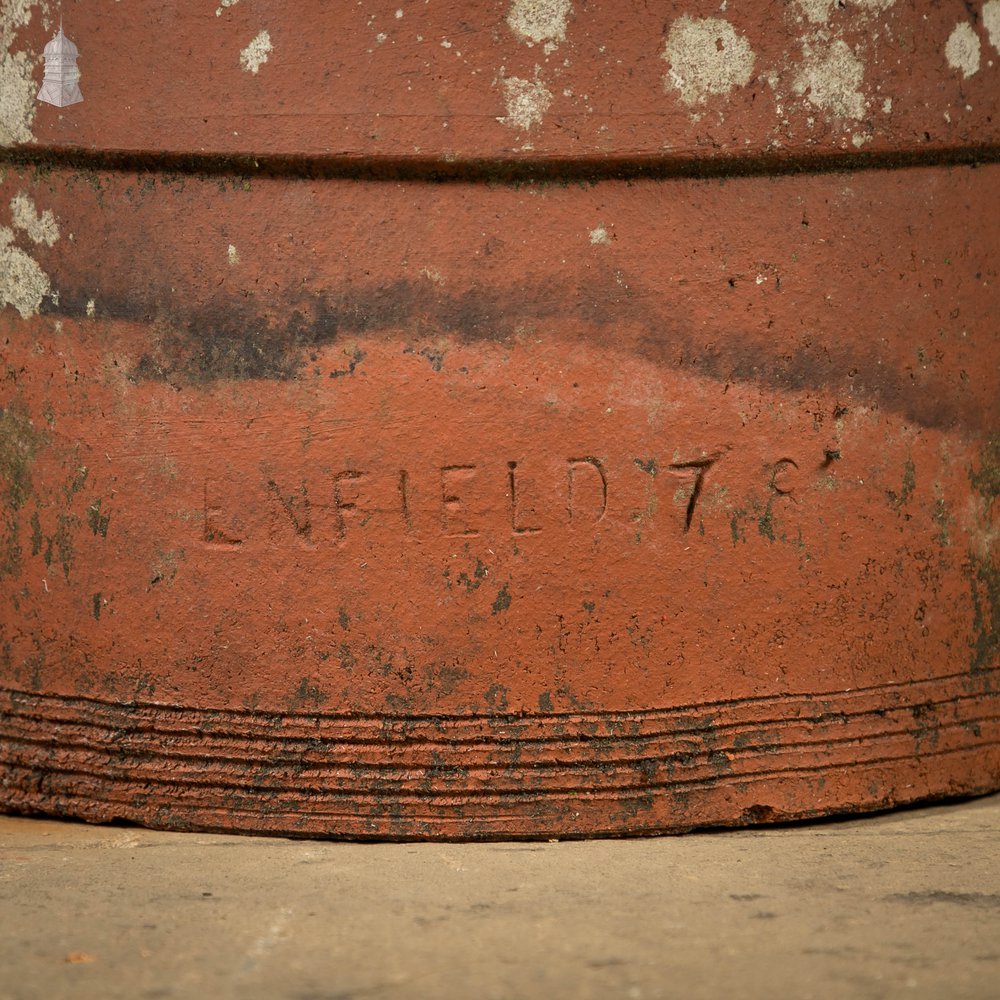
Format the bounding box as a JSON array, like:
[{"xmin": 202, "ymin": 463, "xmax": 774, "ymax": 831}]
[
  {"xmin": 267, "ymin": 479, "xmax": 313, "ymax": 545},
  {"xmin": 769, "ymin": 458, "xmax": 800, "ymax": 500},
  {"xmin": 440, "ymin": 465, "xmax": 479, "ymax": 537},
  {"xmin": 567, "ymin": 458, "xmax": 608, "ymax": 524},
  {"xmin": 508, "ymin": 461, "xmax": 541, "ymax": 535},
  {"xmin": 333, "ymin": 470, "xmax": 365, "ymax": 539},
  {"xmin": 398, "ymin": 469, "xmax": 413, "ymax": 531},
  {"xmin": 203, "ymin": 481, "xmax": 244, "ymax": 548},
  {"xmin": 668, "ymin": 455, "xmax": 720, "ymax": 532}
]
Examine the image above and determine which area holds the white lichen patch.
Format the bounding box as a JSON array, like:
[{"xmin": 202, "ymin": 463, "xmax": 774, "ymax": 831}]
[
  {"xmin": 10, "ymin": 193, "xmax": 59, "ymax": 246},
  {"xmin": 795, "ymin": 0, "xmax": 894, "ymax": 24},
  {"xmin": 4, "ymin": 0, "xmax": 45, "ymax": 29},
  {"xmin": 0, "ymin": 47, "xmax": 38, "ymax": 146},
  {"xmin": 854, "ymin": 0, "xmax": 896, "ymax": 13},
  {"xmin": 216, "ymin": 0, "xmax": 239, "ymax": 16},
  {"xmin": 792, "ymin": 39, "xmax": 866, "ymax": 119},
  {"xmin": 662, "ymin": 16, "xmax": 756, "ymax": 106},
  {"xmin": 588, "ymin": 225, "xmax": 610, "ymax": 245},
  {"xmin": 506, "ymin": 0, "xmax": 571, "ymax": 46},
  {"xmin": 985, "ymin": 1, "xmax": 1000, "ymax": 54},
  {"xmin": 945, "ymin": 21, "xmax": 980, "ymax": 78},
  {"xmin": 227, "ymin": 243, "xmax": 239, "ymax": 266},
  {"xmin": 500, "ymin": 74, "xmax": 553, "ymax": 130},
  {"xmin": 0, "ymin": 226, "xmax": 51, "ymax": 318},
  {"xmin": 86, "ymin": 298, "xmax": 95, "ymax": 317},
  {"xmin": 240, "ymin": 29, "xmax": 272, "ymax": 74},
  {"xmin": 795, "ymin": 0, "xmax": 836, "ymax": 24}
]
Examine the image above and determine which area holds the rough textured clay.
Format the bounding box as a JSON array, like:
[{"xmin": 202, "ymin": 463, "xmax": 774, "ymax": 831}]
[{"xmin": 0, "ymin": 1, "xmax": 998, "ymax": 839}]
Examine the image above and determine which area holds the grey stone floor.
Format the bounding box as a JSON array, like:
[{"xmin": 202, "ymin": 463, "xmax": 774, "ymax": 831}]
[{"xmin": 1, "ymin": 795, "xmax": 999, "ymax": 1000}]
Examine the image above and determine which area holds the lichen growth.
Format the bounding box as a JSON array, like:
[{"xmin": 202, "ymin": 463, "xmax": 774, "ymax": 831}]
[
  {"xmin": 967, "ymin": 434, "xmax": 1000, "ymax": 674},
  {"xmin": 662, "ymin": 16, "xmax": 756, "ymax": 106},
  {"xmin": 970, "ymin": 435, "xmax": 1000, "ymax": 507},
  {"xmin": 239, "ymin": 29, "xmax": 272, "ymax": 75},
  {"xmin": 969, "ymin": 556, "xmax": 999, "ymax": 675},
  {"xmin": 0, "ymin": 47, "xmax": 38, "ymax": 146},
  {"xmin": 945, "ymin": 21, "xmax": 981, "ymax": 79},
  {"xmin": 10, "ymin": 192, "xmax": 59, "ymax": 245},
  {"xmin": 0, "ymin": 406, "xmax": 46, "ymax": 510},
  {"xmin": 887, "ymin": 457, "xmax": 916, "ymax": 508},
  {"xmin": 506, "ymin": 0, "xmax": 571, "ymax": 46},
  {"xmin": 793, "ymin": 39, "xmax": 867, "ymax": 119},
  {"xmin": 500, "ymin": 74, "xmax": 553, "ymax": 130},
  {"xmin": 0, "ymin": 226, "xmax": 52, "ymax": 317}
]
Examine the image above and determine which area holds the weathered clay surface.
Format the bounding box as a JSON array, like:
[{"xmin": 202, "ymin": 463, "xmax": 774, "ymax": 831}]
[
  {"xmin": 0, "ymin": 3, "xmax": 998, "ymax": 839},
  {"xmin": 3, "ymin": 1, "xmax": 1000, "ymax": 162}
]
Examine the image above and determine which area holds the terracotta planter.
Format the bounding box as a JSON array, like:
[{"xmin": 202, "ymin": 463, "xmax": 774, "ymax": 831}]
[{"xmin": 1, "ymin": 1, "xmax": 998, "ymax": 838}]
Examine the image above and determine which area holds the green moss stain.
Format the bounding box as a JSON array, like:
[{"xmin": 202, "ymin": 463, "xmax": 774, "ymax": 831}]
[
  {"xmin": 328, "ymin": 346, "xmax": 366, "ymax": 379},
  {"xmin": 971, "ymin": 435, "xmax": 1000, "ymax": 505},
  {"xmin": 30, "ymin": 510, "xmax": 42, "ymax": 556},
  {"xmin": 484, "ymin": 683, "xmax": 509, "ymax": 712},
  {"xmin": 457, "ymin": 558, "xmax": 489, "ymax": 593},
  {"xmin": 730, "ymin": 508, "xmax": 747, "ymax": 546},
  {"xmin": 87, "ymin": 498, "xmax": 111, "ymax": 537},
  {"xmin": 757, "ymin": 501, "xmax": 776, "ymax": 542},
  {"xmin": 492, "ymin": 583, "xmax": 512, "ymax": 614},
  {"xmin": 63, "ymin": 465, "xmax": 88, "ymax": 502},
  {"xmin": 967, "ymin": 434, "xmax": 1000, "ymax": 674},
  {"xmin": 0, "ymin": 407, "xmax": 46, "ymax": 511},
  {"xmin": 290, "ymin": 677, "xmax": 327, "ymax": 708},
  {"xmin": 887, "ymin": 458, "xmax": 916, "ymax": 508},
  {"xmin": 0, "ymin": 409, "xmax": 48, "ymax": 580},
  {"xmin": 43, "ymin": 514, "xmax": 78, "ymax": 582},
  {"xmin": 338, "ymin": 643, "xmax": 356, "ymax": 672},
  {"xmin": 969, "ymin": 556, "xmax": 999, "ymax": 675},
  {"xmin": 0, "ymin": 515, "xmax": 21, "ymax": 580},
  {"xmin": 932, "ymin": 496, "xmax": 953, "ymax": 546}
]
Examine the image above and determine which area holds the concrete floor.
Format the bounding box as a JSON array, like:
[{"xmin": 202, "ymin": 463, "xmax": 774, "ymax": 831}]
[{"xmin": 1, "ymin": 795, "xmax": 999, "ymax": 1000}]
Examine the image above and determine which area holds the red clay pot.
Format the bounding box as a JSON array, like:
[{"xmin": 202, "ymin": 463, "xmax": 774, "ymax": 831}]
[{"xmin": 1, "ymin": 1, "xmax": 998, "ymax": 838}]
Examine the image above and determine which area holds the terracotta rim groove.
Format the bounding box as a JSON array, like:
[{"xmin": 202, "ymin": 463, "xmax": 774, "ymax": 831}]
[{"xmin": 3, "ymin": 144, "xmax": 1000, "ymax": 185}]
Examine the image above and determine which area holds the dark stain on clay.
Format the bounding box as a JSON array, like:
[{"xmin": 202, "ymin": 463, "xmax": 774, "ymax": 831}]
[{"xmin": 28, "ymin": 269, "xmax": 985, "ymax": 434}]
